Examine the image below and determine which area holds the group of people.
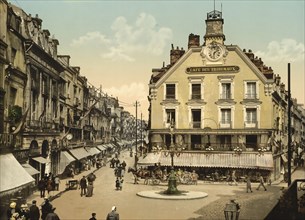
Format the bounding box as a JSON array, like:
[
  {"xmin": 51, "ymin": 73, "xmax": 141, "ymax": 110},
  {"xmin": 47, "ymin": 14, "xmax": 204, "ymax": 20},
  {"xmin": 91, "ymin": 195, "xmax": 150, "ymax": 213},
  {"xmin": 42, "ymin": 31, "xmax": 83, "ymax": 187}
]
[
  {"xmin": 79, "ymin": 172, "xmax": 97, "ymax": 197},
  {"xmin": 38, "ymin": 173, "xmax": 60, "ymax": 198},
  {"xmin": 7, "ymin": 198, "xmax": 60, "ymax": 220}
]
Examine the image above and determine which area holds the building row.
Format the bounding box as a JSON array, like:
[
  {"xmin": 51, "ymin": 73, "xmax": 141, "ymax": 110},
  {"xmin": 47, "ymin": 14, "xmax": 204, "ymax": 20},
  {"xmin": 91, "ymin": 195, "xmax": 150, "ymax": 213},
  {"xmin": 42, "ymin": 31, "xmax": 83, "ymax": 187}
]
[
  {"xmin": 146, "ymin": 9, "xmax": 305, "ymax": 182},
  {"xmin": 0, "ymin": 0, "xmax": 146, "ymax": 208}
]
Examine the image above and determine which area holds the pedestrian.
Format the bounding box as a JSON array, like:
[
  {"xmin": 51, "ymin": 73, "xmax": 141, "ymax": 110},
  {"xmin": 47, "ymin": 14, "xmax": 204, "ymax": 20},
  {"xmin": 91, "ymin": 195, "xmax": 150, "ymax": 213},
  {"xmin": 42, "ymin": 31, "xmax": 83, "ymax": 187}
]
[
  {"xmin": 256, "ymin": 174, "xmax": 267, "ymax": 191},
  {"xmin": 86, "ymin": 182, "xmax": 94, "ymax": 197},
  {"xmin": 45, "ymin": 207, "xmax": 60, "ymax": 220},
  {"xmin": 133, "ymin": 173, "xmax": 139, "ymax": 184},
  {"xmin": 54, "ymin": 176, "xmax": 60, "ymax": 191},
  {"xmin": 119, "ymin": 178, "xmax": 124, "ymax": 190},
  {"xmin": 41, "ymin": 197, "xmax": 53, "ymax": 220},
  {"xmin": 89, "ymin": 212, "xmax": 97, "ymax": 220},
  {"xmin": 230, "ymin": 170, "xmax": 238, "ymax": 186},
  {"xmin": 106, "ymin": 206, "xmax": 119, "ymax": 220},
  {"xmin": 46, "ymin": 178, "xmax": 53, "ymax": 195},
  {"xmin": 19, "ymin": 204, "xmax": 30, "ymax": 220},
  {"xmin": 79, "ymin": 176, "xmax": 87, "ymax": 196},
  {"xmin": 115, "ymin": 178, "xmax": 120, "ymax": 190},
  {"xmin": 245, "ymin": 175, "xmax": 252, "ymax": 193},
  {"xmin": 38, "ymin": 178, "xmax": 46, "ymax": 198},
  {"xmin": 7, "ymin": 202, "xmax": 19, "ymax": 220},
  {"xmin": 29, "ymin": 200, "xmax": 40, "ymax": 220}
]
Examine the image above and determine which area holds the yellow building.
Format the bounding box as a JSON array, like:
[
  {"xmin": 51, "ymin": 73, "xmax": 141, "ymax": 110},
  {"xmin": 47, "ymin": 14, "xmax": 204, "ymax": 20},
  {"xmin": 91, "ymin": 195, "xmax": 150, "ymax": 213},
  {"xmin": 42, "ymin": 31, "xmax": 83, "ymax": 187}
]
[{"xmin": 147, "ymin": 10, "xmax": 285, "ymax": 180}]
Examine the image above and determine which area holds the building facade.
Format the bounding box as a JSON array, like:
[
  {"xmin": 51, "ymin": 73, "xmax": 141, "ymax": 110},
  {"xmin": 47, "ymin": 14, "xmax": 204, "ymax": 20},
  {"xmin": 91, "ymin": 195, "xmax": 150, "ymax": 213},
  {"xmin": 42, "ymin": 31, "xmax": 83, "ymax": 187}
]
[{"xmin": 147, "ymin": 9, "xmax": 305, "ymax": 180}]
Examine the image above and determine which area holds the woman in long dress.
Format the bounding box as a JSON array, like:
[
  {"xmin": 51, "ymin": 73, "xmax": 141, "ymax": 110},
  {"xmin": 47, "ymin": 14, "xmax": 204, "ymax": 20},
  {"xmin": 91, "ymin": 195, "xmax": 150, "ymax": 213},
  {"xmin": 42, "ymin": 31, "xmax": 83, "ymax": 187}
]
[{"xmin": 86, "ymin": 182, "xmax": 94, "ymax": 197}]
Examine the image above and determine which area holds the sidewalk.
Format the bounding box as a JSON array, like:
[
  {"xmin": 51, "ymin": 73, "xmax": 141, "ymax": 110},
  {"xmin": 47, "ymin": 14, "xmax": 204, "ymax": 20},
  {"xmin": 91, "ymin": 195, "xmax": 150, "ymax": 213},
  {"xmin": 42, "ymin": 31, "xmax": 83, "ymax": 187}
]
[{"xmin": 25, "ymin": 159, "xmax": 111, "ymax": 206}]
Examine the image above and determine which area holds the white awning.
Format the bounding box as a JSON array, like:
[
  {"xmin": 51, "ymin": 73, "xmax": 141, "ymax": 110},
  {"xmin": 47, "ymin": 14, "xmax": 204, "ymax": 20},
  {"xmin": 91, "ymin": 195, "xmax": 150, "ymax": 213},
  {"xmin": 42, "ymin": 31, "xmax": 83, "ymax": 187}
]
[
  {"xmin": 97, "ymin": 145, "xmax": 107, "ymax": 151},
  {"xmin": 0, "ymin": 154, "xmax": 35, "ymax": 196},
  {"xmin": 68, "ymin": 147, "xmax": 91, "ymax": 160},
  {"xmin": 22, "ymin": 163, "xmax": 40, "ymax": 176},
  {"xmin": 31, "ymin": 156, "xmax": 49, "ymax": 164},
  {"xmin": 138, "ymin": 153, "xmax": 161, "ymax": 166},
  {"xmin": 86, "ymin": 147, "xmax": 101, "ymax": 156},
  {"xmin": 58, "ymin": 151, "xmax": 76, "ymax": 174}
]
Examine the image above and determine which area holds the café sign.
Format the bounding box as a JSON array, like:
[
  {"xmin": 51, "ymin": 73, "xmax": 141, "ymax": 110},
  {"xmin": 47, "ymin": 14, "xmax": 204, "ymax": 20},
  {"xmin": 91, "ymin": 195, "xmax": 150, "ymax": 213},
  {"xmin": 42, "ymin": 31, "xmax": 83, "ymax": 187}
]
[{"xmin": 186, "ymin": 65, "xmax": 240, "ymax": 74}]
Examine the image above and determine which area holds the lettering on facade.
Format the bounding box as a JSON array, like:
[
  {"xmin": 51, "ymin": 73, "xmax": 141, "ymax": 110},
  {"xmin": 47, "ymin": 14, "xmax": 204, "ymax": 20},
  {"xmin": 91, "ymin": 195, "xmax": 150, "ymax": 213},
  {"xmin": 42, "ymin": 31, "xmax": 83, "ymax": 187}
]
[{"xmin": 186, "ymin": 66, "xmax": 240, "ymax": 74}]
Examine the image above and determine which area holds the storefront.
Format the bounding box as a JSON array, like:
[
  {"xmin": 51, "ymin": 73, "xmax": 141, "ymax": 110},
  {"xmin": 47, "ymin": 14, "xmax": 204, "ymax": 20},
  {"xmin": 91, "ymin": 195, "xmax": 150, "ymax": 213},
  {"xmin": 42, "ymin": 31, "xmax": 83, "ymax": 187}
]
[
  {"xmin": 0, "ymin": 153, "xmax": 35, "ymax": 216},
  {"xmin": 68, "ymin": 147, "xmax": 91, "ymax": 174}
]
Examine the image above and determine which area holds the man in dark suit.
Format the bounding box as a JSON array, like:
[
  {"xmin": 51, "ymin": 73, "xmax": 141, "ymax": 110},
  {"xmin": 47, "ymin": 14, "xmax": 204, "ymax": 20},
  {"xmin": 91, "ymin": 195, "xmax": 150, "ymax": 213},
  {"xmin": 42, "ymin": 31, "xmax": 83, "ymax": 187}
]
[{"xmin": 29, "ymin": 200, "xmax": 40, "ymax": 220}]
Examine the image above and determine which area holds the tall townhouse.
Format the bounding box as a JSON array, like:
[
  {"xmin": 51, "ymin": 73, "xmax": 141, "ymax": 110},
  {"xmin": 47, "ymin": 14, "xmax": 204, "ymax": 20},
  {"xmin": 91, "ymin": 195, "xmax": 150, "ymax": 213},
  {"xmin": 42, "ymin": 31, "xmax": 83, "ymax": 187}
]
[
  {"xmin": 0, "ymin": 0, "xmax": 35, "ymax": 212},
  {"xmin": 147, "ymin": 9, "xmax": 297, "ymax": 181},
  {"xmin": 21, "ymin": 12, "xmax": 65, "ymax": 179}
]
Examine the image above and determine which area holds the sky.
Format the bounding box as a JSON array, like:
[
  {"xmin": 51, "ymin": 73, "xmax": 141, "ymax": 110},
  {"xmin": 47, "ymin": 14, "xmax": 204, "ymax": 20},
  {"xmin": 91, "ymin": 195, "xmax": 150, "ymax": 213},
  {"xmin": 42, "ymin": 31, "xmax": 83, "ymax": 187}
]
[{"xmin": 10, "ymin": 0, "xmax": 305, "ymax": 120}]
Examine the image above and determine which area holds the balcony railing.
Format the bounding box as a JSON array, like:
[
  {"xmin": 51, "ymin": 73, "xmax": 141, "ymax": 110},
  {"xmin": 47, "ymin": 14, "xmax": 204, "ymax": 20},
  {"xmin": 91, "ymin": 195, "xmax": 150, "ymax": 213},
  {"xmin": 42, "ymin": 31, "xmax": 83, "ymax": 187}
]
[
  {"xmin": 244, "ymin": 121, "xmax": 258, "ymax": 128},
  {"xmin": 219, "ymin": 93, "xmax": 232, "ymax": 99},
  {"xmin": 244, "ymin": 93, "xmax": 258, "ymax": 99},
  {"xmin": 191, "ymin": 94, "xmax": 201, "ymax": 100},
  {"xmin": 219, "ymin": 121, "xmax": 232, "ymax": 128},
  {"xmin": 190, "ymin": 121, "xmax": 201, "ymax": 128}
]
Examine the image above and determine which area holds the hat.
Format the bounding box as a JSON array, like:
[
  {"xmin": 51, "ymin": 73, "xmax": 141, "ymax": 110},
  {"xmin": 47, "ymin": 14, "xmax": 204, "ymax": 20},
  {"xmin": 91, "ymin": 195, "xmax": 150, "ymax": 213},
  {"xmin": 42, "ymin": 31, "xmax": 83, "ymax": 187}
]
[
  {"xmin": 21, "ymin": 204, "xmax": 28, "ymax": 208},
  {"xmin": 44, "ymin": 196, "xmax": 49, "ymax": 200},
  {"xmin": 111, "ymin": 206, "xmax": 116, "ymax": 211},
  {"xmin": 10, "ymin": 202, "xmax": 16, "ymax": 209}
]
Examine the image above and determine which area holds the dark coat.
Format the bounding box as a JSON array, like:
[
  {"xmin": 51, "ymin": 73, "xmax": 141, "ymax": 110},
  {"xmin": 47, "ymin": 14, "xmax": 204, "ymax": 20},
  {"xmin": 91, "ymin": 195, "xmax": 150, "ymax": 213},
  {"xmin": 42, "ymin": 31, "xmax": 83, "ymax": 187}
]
[
  {"xmin": 41, "ymin": 201, "xmax": 53, "ymax": 220},
  {"xmin": 45, "ymin": 212, "xmax": 60, "ymax": 220},
  {"xmin": 80, "ymin": 177, "xmax": 87, "ymax": 188},
  {"xmin": 29, "ymin": 204, "xmax": 40, "ymax": 220},
  {"xmin": 106, "ymin": 211, "xmax": 119, "ymax": 220}
]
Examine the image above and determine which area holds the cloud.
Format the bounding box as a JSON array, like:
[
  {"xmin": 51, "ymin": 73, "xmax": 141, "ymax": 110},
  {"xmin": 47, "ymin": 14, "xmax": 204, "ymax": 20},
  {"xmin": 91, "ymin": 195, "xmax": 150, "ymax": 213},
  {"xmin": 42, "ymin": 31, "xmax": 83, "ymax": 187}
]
[
  {"xmin": 70, "ymin": 13, "xmax": 172, "ymax": 62},
  {"xmin": 255, "ymin": 39, "xmax": 304, "ymax": 63},
  {"xmin": 104, "ymin": 82, "xmax": 147, "ymax": 103},
  {"xmin": 70, "ymin": 31, "xmax": 111, "ymax": 47}
]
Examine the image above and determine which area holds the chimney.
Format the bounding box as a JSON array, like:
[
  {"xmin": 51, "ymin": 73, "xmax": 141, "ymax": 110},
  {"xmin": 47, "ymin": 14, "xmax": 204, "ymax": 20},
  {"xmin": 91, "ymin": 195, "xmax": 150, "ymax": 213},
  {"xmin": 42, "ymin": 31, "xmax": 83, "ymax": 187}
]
[
  {"xmin": 170, "ymin": 45, "xmax": 185, "ymax": 65},
  {"xmin": 188, "ymin": 33, "xmax": 200, "ymax": 49}
]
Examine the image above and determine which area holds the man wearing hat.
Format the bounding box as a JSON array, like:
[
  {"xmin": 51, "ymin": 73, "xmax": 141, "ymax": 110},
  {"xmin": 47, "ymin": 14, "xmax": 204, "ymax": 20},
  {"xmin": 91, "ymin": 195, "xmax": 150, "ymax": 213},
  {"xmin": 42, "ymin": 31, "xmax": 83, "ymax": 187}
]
[
  {"xmin": 41, "ymin": 197, "xmax": 53, "ymax": 220},
  {"xmin": 29, "ymin": 200, "xmax": 40, "ymax": 220},
  {"xmin": 106, "ymin": 206, "xmax": 119, "ymax": 220},
  {"xmin": 19, "ymin": 203, "xmax": 29, "ymax": 219},
  {"xmin": 45, "ymin": 207, "xmax": 60, "ymax": 220}
]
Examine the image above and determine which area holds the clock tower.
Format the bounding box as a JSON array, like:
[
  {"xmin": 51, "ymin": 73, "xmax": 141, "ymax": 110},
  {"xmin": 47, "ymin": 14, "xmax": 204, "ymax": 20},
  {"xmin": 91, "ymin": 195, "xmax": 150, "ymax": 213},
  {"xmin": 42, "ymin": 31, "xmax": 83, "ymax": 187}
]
[
  {"xmin": 204, "ymin": 10, "xmax": 225, "ymax": 46},
  {"xmin": 201, "ymin": 9, "xmax": 227, "ymax": 64}
]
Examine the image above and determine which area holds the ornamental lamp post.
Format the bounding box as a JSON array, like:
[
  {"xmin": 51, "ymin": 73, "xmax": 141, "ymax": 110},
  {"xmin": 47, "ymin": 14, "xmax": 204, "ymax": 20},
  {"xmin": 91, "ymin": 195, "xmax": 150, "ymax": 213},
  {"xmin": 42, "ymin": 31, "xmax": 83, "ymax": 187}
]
[
  {"xmin": 224, "ymin": 199, "xmax": 240, "ymax": 220},
  {"xmin": 163, "ymin": 122, "xmax": 183, "ymax": 195}
]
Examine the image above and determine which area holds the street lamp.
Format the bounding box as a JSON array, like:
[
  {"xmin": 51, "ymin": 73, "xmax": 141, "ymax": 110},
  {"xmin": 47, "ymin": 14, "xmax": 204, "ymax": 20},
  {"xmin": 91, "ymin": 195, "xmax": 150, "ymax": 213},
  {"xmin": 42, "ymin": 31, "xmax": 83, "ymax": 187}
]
[
  {"xmin": 163, "ymin": 122, "xmax": 183, "ymax": 195},
  {"xmin": 224, "ymin": 199, "xmax": 241, "ymax": 220}
]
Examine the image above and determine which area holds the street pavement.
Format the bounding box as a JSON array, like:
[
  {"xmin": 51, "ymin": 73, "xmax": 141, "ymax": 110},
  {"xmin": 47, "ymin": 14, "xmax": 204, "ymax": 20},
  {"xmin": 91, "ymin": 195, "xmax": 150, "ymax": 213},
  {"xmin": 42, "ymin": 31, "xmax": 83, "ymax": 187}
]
[{"xmin": 25, "ymin": 148, "xmax": 305, "ymax": 220}]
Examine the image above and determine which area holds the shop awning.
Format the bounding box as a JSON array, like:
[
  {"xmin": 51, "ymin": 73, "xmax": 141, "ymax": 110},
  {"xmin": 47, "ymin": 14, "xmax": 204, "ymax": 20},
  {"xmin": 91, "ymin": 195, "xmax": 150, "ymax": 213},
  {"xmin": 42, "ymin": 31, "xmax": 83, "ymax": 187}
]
[
  {"xmin": 97, "ymin": 145, "xmax": 107, "ymax": 151},
  {"xmin": 58, "ymin": 151, "xmax": 76, "ymax": 174},
  {"xmin": 86, "ymin": 147, "xmax": 101, "ymax": 156},
  {"xmin": 0, "ymin": 154, "xmax": 35, "ymax": 196},
  {"xmin": 141, "ymin": 152, "xmax": 274, "ymax": 170},
  {"xmin": 22, "ymin": 163, "xmax": 40, "ymax": 176},
  {"xmin": 68, "ymin": 147, "xmax": 91, "ymax": 160},
  {"xmin": 31, "ymin": 156, "xmax": 49, "ymax": 164},
  {"xmin": 138, "ymin": 153, "xmax": 161, "ymax": 166}
]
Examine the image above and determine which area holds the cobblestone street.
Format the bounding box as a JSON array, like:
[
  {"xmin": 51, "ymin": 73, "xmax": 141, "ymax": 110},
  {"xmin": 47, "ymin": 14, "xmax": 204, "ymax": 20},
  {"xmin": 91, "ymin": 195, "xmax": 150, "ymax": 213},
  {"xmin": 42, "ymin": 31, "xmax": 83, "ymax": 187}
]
[{"xmin": 25, "ymin": 148, "xmax": 304, "ymax": 220}]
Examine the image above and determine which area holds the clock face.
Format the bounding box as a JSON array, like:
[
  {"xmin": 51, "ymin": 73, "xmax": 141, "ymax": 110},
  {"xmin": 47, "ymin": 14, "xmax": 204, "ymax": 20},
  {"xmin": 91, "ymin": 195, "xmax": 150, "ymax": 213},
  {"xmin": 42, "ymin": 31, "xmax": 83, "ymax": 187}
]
[
  {"xmin": 207, "ymin": 43, "xmax": 222, "ymax": 60},
  {"xmin": 66, "ymin": 133, "xmax": 73, "ymax": 140}
]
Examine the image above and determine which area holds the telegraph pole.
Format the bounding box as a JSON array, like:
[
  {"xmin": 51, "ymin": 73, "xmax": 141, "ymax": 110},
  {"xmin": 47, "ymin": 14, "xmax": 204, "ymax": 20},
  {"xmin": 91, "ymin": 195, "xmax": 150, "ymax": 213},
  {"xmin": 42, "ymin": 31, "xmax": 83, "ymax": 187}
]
[
  {"xmin": 141, "ymin": 112, "xmax": 143, "ymax": 156},
  {"xmin": 134, "ymin": 101, "xmax": 140, "ymax": 169},
  {"xmin": 287, "ymin": 63, "xmax": 292, "ymax": 186}
]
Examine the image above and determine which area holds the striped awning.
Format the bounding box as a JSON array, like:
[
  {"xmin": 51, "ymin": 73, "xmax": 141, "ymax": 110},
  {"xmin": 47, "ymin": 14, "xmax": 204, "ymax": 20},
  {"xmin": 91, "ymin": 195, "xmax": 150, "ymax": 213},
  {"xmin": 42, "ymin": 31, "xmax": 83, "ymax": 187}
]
[{"xmin": 141, "ymin": 152, "xmax": 274, "ymax": 170}]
